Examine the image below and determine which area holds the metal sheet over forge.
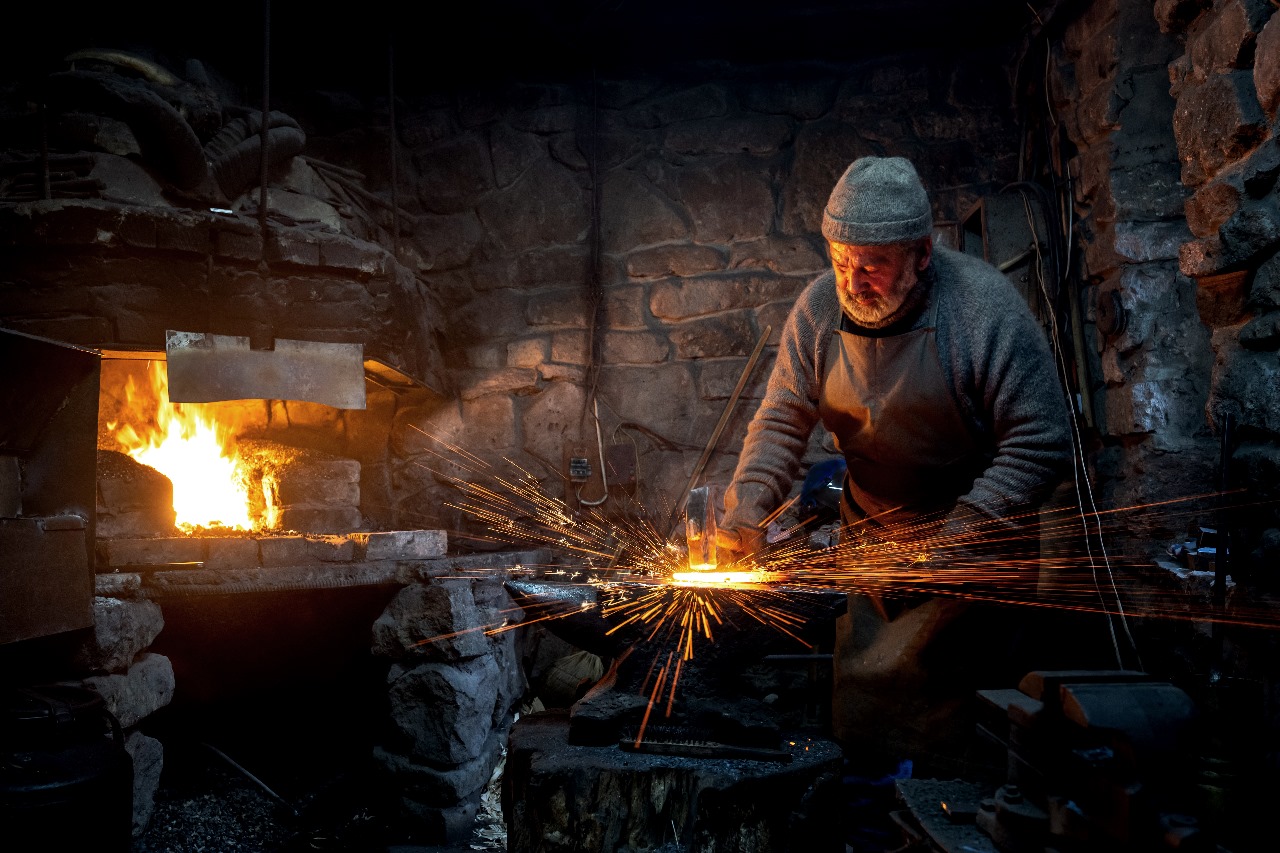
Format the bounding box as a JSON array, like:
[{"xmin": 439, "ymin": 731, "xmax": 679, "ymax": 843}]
[{"xmin": 165, "ymin": 331, "xmax": 367, "ymax": 409}]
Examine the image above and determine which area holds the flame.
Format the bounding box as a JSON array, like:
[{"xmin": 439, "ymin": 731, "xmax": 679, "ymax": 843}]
[{"xmin": 111, "ymin": 361, "xmax": 253, "ymax": 531}]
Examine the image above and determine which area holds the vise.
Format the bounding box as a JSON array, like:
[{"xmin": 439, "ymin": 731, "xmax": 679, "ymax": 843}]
[{"xmin": 895, "ymin": 671, "xmax": 1212, "ymax": 851}]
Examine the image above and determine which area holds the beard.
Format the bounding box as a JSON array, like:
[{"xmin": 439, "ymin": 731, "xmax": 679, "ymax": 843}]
[{"xmin": 837, "ymin": 263, "xmax": 919, "ymax": 326}]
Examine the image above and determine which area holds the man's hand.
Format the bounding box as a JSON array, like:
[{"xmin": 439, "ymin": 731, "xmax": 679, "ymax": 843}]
[{"xmin": 716, "ymin": 526, "xmax": 765, "ymax": 558}]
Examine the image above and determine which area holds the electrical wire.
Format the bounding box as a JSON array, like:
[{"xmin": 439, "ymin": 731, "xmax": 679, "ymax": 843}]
[
  {"xmin": 577, "ymin": 398, "xmax": 609, "ymax": 506},
  {"xmin": 1020, "ymin": 192, "xmax": 1141, "ymax": 670}
]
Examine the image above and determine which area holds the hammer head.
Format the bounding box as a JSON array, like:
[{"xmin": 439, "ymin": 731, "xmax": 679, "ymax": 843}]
[{"xmin": 685, "ymin": 485, "xmax": 718, "ymax": 571}]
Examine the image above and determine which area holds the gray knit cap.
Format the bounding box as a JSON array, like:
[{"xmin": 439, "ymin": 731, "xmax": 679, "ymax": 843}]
[{"xmin": 821, "ymin": 156, "xmax": 932, "ymax": 245}]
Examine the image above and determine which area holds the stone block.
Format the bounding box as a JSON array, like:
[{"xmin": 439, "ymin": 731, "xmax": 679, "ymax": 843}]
[
  {"xmin": 507, "ymin": 337, "xmax": 550, "ymax": 368},
  {"xmin": 1114, "ymin": 220, "xmax": 1192, "ymax": 262},
  {"xmin": 606, "ymin": 285, "xmax": 649, "ymax": 329},
  {"xmin": 202, "ymin": 537, "xmax": 261, "ymax": 570},
  {"xmin": 526, "ymin": 288, "xmax": 586, "ymax": 328},
  {"xmin": 601, "ymin": 330, "xmax": 669, "ymax": 364},
  {"xmin": 522, "ymin": 381, "xmax": 586, "ymax": 464},
  {"xmin": 263, "ymin": 457, "xmax": 359, "ymax": 510},
  {"xmin": 651, "ymin": 273, "xmax": 808, "ymax": 321},
  {"xmin": 125, "ymin": 731, "xmax": 163, "ymax": 837},
  {"xmin": 259, "ymin": 534, "xmax": 356, "ymax": 565},
  {"xmin": 664, "ymin": 115, "xmax": 791, "ymax": 156},
  {"xmin": 276, "ymin": 504, "xmax": 364, "ymax": 532},
  {"xmin": 1155, "ymin": 0, "xmax": 1209, "ymax": 33},
  {"xmin": 72, "ymin": 597, "xmax": 164, "ymax": 674},
  {"xmin": 740, "ymin": 78, "xmax": 838, "ymax": 120},
  {"xmin": 414, "ymin": 133, "xmax": 495, "ymax": 215},
  {"xmin": 97, "ymin": 450, "xmax": 176, "ymax": 537},
  {"xmin": 1209, "ymin": 334, "xmax": 1280, "ymax": 433},
  {"xmin": 458, "ymin": 368, "xmax": 539, "ymax": 401},
  {"xmin": 550, "ymin": 132, "xmax": 588, "ymax": 170},
  {"xmin": 698, "ymin": 357, "xmax": 771, "ymax": 401},
  {"xmin": 476, "ymin": 160, "xmax": 589, "ymax": 253},
  {"xmin": 539, "ymin": 363, "xmax": 586, "ymax": 383},
  {"xmin": 1249, "ymin": 248, "xmax": 1280, "ymax": 311},
  {"xmin": 671, "ymin": 312, "xmax": 757, "ymax": 359},
  {"xmin": 375, "ymin": 732, "xmax": 503, "ymax": 803},
  {"xmin": 1196, "ymin": 269, "xmax": 1251, "ymax": 326},
  {"xmin": 1186, "ymin": 0, "xmax": 1268, "ymax": 77},
  {"xmin": 1186, "ymin": 181, "xmax": 1242, "ymax": 237},
  {"xmin": 95, "ymin": 573, "xmax": 142, "ymax": 598},
  {"xmin": 674, "ymin": 161, "xmax": 774, "ymax": 244},
  {"xmin": 1240, "ymin": 314, "xmax": 1280, "ymax": 350},
  {"xmin": 490, "ymin": 124, "xmax": 546, "ymax": 188},
  {"xmin": 627, "ymin": 85, "xmax": 727, "ymax": 128},
  {"xmin": 155, "ymin": 213, "xmax": 213, "ymax": 254},
  {"xmin": 359, "ymin": 530, "xmax": 447, "ymax": 561},
  {"xmin": 461, "ymin": 344, "xmax": 503, "ymax": 369},
  {"xmin": 1110, "ymin": 161, "xmax": 1188, "ymax": 221},
  {"xmin": 460, "ymin": 395, "xmax": 518, "ymax": 455},
  {"xmin": 1074, "ymin": 80, "xmax": 1125, "ymax": 146},
  {"xmin": 551, "ymin": 331, "xmax": 587, "ymax": 364},
  {"xmin": 626, "ymin": 245, "xmax": 726, "ymax": 279},
  {"xmin": 214, "ymin": 227, "xmax": 262, "ymax": 261},
  {"xmin": 729, "ymin": 236, "xmax": 827, "ymax": 275},
  {"xmin": 509, "ymin": 246, "xmax": 591, "ymax": 290},
  {"xmin": 99, "ymin": 537, "xmax": 204, "ymax": 568},
  {"xmin": 600, "ymin": 170, "xmax": 689, "ymax": 252},
  {"xmin": 1258, "ymin": 12, "xmax": 1280, "ymax": 115},
  {"xmin": 400, "ymin": 797, "xmax": 482, "ymax": 846},
  {"xmin": 386, "ymin": 655, "xmax": 501, "ymax": 765},
  {"xmin": 1173, "ymin": 72, "xmax": 1267, "ymax": 186},
  {"xmin": 412, "ymin": 211, "xmax": 482, "ymax": 272},
  {"xmin": 1103, "ymin": 381, "xmax": 1178, "ymax": 435},
  {"xmin": 510, "ymin": 104, "xmax": 577, "ymax": 135},
  {"xmin": 1241, "ymin": 137, "xmax": 1280, "ymax": 198},
  {"xmin": 597, "ymin": 363, "xmax": 698, "ymax": 440},
  {"xmin": 318, "ymin": 232, "xmax": 389, "ymax": 274},
  {"xmin": 372, "ymin": 580, "xmax": 487, "ymax": 660},
  {"xmin": 81, "ymin": 652, "xmax": 175, "ymax": 728},
  {"xmin": 1220, "ymin": 199, "xmax": 1280, "ymax": 263}
]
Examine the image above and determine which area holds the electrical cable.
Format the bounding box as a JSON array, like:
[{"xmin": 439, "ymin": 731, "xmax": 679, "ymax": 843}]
[
  {"xmin": 577, "ymin": 398, "xmax": 609, "ymax": 506},
  {"xmin": 1021, "ymin": 194, "xmax": 1141, "ymax": 670}
]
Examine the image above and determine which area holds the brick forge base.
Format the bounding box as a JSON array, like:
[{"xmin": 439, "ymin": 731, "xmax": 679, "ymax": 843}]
[{"xmin": 96, "ymin": 528, "xmax": 450, "ymax": 596}]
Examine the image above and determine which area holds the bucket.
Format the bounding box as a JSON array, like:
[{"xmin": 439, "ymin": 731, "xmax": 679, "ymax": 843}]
[{"xmin": 0, "ymin": 684, "xmax": 133, "ymax": 852}]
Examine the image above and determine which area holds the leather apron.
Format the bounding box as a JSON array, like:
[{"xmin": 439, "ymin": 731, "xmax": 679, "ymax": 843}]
[{"xmin": 819, "ymin": 290, "xmax": 1007, "ymax": 772}]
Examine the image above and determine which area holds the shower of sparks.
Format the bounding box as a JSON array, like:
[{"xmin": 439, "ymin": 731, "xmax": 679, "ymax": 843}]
[{"xmin": 402, "ymin": 424, "xmax": 1280, "ymax": 737}]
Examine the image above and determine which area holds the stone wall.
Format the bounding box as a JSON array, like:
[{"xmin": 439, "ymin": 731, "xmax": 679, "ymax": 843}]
[
  {"xmin": 1158, "ymin": 0, "xmax": 1280, "ymax": 568},
  {"xmin": 370, "ymin": 552, "xmax": 539, "ymax": 842},
  {"xmin": 307, "ymin": 55, "xmax": 1021, "ymax": 538},
  {"xmin": 1049, "ymin": 0, "xmax": 1217, "ymax": 538},
  {"xmin": 71, "ymin": 574, "xmax": 175, "ymax": 837}
]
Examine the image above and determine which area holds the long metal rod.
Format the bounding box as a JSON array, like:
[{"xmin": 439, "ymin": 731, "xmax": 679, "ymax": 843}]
[
  {"xmin": 667, "ymin": 325, "xmax": 772, "ymax": 536},
  {"xmin": 202, "ymin": 742, "xmax": 297, "ymax": 816}
]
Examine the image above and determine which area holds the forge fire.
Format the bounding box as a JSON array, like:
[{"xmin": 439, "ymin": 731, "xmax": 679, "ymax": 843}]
[{"xmin": 4, "ymin": 1, "xmax": 1280, "ymax": 852}]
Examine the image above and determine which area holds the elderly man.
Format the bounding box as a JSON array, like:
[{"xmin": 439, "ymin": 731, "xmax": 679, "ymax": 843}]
[{"xmin": 719, "ymin": 156, "xmax": 1073, "ymax": 775}]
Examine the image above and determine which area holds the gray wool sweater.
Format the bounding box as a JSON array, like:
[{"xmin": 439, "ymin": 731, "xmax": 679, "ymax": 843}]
[{"xmin": 723, "ymin": 245, "xmax": 1073, "ymax": 537}]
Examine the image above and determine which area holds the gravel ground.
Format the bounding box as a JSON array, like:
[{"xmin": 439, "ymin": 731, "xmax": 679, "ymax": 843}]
[
  {"xmin": 131, "ymin": 678, "xmax": 508, "ymax": 853},
  {"xmin": 133, "ymin": 737, "xmax": 507, "ymax": 853}
]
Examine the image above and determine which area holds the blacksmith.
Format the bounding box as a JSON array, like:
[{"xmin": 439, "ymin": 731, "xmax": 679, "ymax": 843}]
[{"xmin": 719, "ymin": 156, "xmax": 1073, "ymax": 776}]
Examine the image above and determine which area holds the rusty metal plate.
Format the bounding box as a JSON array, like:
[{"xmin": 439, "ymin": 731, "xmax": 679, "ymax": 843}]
[{"xmin": 165, "ymin": 331, "xmax": 366, "ymax": 409}]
